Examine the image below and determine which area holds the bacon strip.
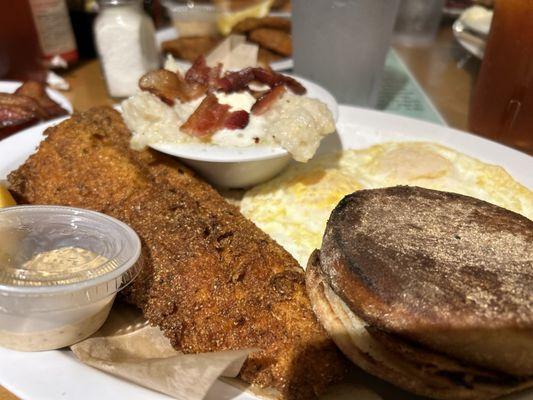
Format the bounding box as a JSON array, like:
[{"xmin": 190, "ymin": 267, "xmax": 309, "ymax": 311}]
[
  {"xmin": 139, "ymin": 69, "xmax": 206, "ymax": 105},
  {"xmin": 215, "ymin": 67, "xmax": 306, "ymax": 95},
  {"xmin": 185, "ymin": 55, "xmax": 222, "ymax": 87},
  {"xmin": 252, "ymin": 68, "xmax": 306, "ymax": 95},
  {"xmin": 216, "ymin": 68, "xmax": 256, "ymax": 93},
  {"xmin": 180, "ymin": 93, "xmax": 250, "ymax": 137},
  {"xmin": 14, "ymin": 81, "xmax": 68, "ymax": 118},
  {"xmin": 251, "ymin": 85, "xmax": 286, "ymax": 115},
  {"xmin": 224, "ymin": 110, "xmax": 249, "ymax": 130},
  {"xmin": 180, "ymin": 93, "xmax": 229, "ymax": 137},
  {"xmin": 0, "ymin": 93, "xmax": 48, "ymax": 127}
]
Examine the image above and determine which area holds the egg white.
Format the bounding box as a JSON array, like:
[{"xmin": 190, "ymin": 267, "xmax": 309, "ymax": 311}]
[{"xmin": 241, "ymin": 142, "xmax": 533, "ymax": 267}]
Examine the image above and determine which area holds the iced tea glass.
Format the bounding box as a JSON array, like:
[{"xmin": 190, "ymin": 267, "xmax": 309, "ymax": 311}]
[{"xmin": 468, "ymin": 0, "xmax": 533, "ymax": 154}]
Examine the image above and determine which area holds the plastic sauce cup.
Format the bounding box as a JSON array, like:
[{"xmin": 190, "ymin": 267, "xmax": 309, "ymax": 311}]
[{"xmin": 0, "ymin": 205, "xmax": 142, "ymax": 351}]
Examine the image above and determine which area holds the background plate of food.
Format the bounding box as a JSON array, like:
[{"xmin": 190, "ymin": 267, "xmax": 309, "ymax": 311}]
[
  {"xmin": 0, "ymin": 80, "xmax": 72, "ymax": 139},
  {"xmin": 156, "ymin": 12, "xmax": 294, "ymax": 71},
  {"xmin": 0, "ymin": 105, "xmax": 531, "ymax": 400}
]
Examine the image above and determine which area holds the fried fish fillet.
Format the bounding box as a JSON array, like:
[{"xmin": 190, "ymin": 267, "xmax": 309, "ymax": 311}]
[
  {"xmin": 258, "ymin": 47, "xmax": 284, "ymax": 67},
  {"xmin": 249, "ymin": 28, "xmax": 292, "ymax": 57},
  {"xmin": 232, "ymin": 16, "xmax": 291, "ymax": 34},
  {"xmin": 8, "ymin": 107, "xmax": 346, "ymax": 399},
  {"xmin": 162, "ymin": 36, "xmax": 221, "ymax": 62}
]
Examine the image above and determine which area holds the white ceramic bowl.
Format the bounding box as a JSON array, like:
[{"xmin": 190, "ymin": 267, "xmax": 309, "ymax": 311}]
[{"xmin": 149, "ymin": 75, "xmax": 339, "ymax": 188}]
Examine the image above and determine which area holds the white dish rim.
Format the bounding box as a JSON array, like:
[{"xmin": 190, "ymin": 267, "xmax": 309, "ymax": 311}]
[
  {"xmin": 0, "ymin": 104, "xmax": 532, "ymax": 400},
  {"xmin": 142, "ymin": 73, "xmax": 338, "ymax": 163}
]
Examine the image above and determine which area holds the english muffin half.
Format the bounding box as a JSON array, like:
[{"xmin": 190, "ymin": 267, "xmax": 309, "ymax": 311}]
[{"xmin": 306, "ymin": 186, "xmax": 533, "ymax": 399}]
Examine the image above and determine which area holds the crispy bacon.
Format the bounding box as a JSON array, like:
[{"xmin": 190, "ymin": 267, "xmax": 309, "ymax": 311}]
[
  {"xmin": 139, "ymin": 59, "xmax": 308, "ymax": 136},
  {"xmin": 0, "ymin": 82, "xmax": 68, "ymax": 138},
  {"xmin": 252, "ymin": 68, "xmax": 306, "ymax": 95},
  {"xmin": 225, "ymin": 110, "xmax": 249, "ymax": 130},
  {"xmin": 216, "ymin": 68, "xmax": 256, "ymax": 93},
  {"xmin": 249, "ymin": 89, "xmax": 269, "ymax": 99},
  {"xmin": 185, "ymin": 55, "xmax": 222, "ymax": 87},
  {"xmin": 185, "ymin": 55, "xmax": 211, "ymax": 84},
  {"xmin": 212, "ymin": 66, "xmax": 306, "ymax": 95},
  {"xmin": 139, "ymin": 69, "xmax": 184, "ymax": 105},
  {"xmin": 139, "ymin": 69, "xmax": 206, "ymax": 105},
  {"xmin": 0, "ymin": 93, "xmax": 48, "ymax": 127},
  {"xmin": 0, "ymin": 104, "xmax": 38, "ymax": 128},
  {"xmin": 14, "ymin": 81, "xmax": 68, "ymax": 118},
  {"xmin": 180, "ymin": 93, "xmax": 250, "ymax": 137},
  {"xmin": 251, "ymin": 85, "xmax": 286, "ymax": 115},
  {"xmin": 180, "ymin": 93, "xmax": 230, "ymax": 137}
]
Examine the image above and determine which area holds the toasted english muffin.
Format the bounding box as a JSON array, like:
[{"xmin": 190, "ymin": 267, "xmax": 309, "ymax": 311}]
[
  {"xmin": 306, "ymin": 251, "xmax": 533, "ymax": 400},
  {"xmin": 305, "ymin": 186, "xmax": 533, "ymax": 399}
]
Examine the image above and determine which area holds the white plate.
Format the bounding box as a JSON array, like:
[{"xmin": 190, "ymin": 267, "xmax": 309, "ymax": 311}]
[
  {"xmin": 0, "ymin": 80, "xmax": 73, "ymax": 114},
  {"xmin": 156, "ymin": 27, "xmax": 293, "ymax": 71},
  {"xmin": 149, "ymin": 74, "xmax": 339, "ymax": 162},
  {"xmin": 0, "ymin": 106, "xmax": 532, "ymax": 400}
]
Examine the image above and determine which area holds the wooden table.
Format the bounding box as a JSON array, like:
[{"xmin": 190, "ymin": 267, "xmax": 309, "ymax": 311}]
[
  {"xmin": 394, "ymin": 21, "xmax": 481, "ymax": 131},
  {"xmin": 0, "ymin": 22, "xmax": 522, "ymax": 400}
]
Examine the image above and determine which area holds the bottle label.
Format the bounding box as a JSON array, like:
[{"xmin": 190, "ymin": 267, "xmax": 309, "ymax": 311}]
[{"xmin": 28, "ymin": 0, "xmax": 77, "ymax": 60}]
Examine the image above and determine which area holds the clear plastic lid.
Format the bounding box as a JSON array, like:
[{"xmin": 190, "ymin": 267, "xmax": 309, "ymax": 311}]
[{"xmin": 0, "ymin": 206, "xmax": 142, "ymax": 312}]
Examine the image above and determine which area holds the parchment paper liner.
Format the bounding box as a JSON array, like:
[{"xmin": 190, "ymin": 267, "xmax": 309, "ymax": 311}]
[
  {"xmin": 71, "ymin": 304, "xmax": 381, "ymax": 400},
  {"xmin": 71, "ymin": 304, "xmax": 253, "ymax": 400}
]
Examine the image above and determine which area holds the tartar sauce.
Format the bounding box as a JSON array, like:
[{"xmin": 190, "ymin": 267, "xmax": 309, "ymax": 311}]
[
  {"xmin": 19, "ymin": 247, "xmax": 109, "ymax": 282},
  {"xmin": 0, "ymin": 247, "xmax": 113, "ymax": 351}
]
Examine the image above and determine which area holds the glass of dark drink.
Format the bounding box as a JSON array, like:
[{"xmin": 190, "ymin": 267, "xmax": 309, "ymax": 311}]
[{"xmin": 468, "ymin": 0, "xmax": 533, "ymax": 154}]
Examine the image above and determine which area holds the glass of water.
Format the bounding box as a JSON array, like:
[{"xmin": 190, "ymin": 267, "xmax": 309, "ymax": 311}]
[
  {"xmin": 292, "ymin": 0, "xmax": 400, "ymax": 108},
  {"xmin": 393, "ymin": 0, "xmax": 445, "ymax": 47}
]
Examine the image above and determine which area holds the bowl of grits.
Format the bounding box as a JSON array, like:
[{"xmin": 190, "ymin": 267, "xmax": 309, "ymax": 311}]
[{"xmin": 121, "ymin": 56, "xmax": 338, "ymax": 188}]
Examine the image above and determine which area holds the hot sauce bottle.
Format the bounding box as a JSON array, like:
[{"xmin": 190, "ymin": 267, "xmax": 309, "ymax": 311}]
[{"xmin": 0, "ymin": 0, "xmax": 46, "ymax": 81}]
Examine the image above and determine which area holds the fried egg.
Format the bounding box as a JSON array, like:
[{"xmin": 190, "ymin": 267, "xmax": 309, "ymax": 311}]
[{"xmin": 241, "ymin": 142, "xmax": 533, "ymax": 267}]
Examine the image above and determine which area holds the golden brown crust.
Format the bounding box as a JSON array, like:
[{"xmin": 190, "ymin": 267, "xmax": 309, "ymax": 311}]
[
  {"xmin": 8, "ymin": 107, "xmax": 346, "ymax": 400},
  {"xmin": 232, "ymin": 16, "xmax": 291, "ymax": 34},
  {"xmin": 258, "ymin": 47, "xmax": 284, "ymax": 67},
  {"xmin": 320, "ymin": 186, "xmax": 533, "ymax": 375},
  {"xmin": 306, "ymin": 251, "xmax": 533, "ymax": 400},
  {"xmin": 249, "ymin": 28, "xmax": 292, "ymax": 56},
  {"xmin": 162, "ymin": 36, "xmax": 221, "ymax": 62}
]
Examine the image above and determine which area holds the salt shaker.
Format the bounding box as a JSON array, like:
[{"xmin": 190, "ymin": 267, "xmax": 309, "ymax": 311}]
[{"xmin": 94, "ymin": 0, "xmax": 159, "ymax": 98}]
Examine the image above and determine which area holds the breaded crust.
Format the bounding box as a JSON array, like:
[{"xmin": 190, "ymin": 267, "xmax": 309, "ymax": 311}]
[
  {"xmin": 162, "ymin": 37, "xmax": 220, "ymax": 62},
  {"xmin": 306, "ymin": 250, "xmax": 533, "ymax": 400},
  {"xmin": 320, "ymin": 186, "xmax": 533, "ymax": 375},
  {"xmin": 249, "ymin": 28, "xmax": 292, "ymax": 56},
  {"xmin": 232, "ymin": 16, "xmax": 291, "ymax": 33},
  {"xmin": 7, "ymin": 107, "xmax": 346, "ymax": 400}
]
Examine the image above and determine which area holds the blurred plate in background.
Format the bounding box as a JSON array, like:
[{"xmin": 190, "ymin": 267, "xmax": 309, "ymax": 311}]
[
  {"xmin": 156, "ymin": 27, "xmax": 294, "ymax": 71},
  {"xmin": 0, "ymin": 81, "xmax": 73, "ymax": 114}
]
